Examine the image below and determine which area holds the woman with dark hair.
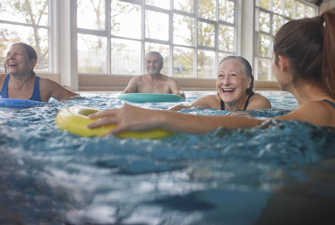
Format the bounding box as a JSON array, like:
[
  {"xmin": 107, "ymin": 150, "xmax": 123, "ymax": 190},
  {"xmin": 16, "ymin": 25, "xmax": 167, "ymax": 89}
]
[
  {"xmin": 0, "ymin": 43, "xmax": 78, "ymax": 102},
  {"xmin": 87, "ymin": 9, "xmax": 335, "ymax": 135},
  {"xmin": 168, "ymin": 56, "xmax": 271, "ymax": 111}
]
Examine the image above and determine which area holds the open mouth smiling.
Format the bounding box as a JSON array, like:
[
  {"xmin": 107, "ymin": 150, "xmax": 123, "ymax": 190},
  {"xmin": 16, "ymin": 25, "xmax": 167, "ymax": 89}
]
[
  {"xmin": 222, "ymin": 88, "xmax": 235, "ymax": 94},
  {"xmin": 9, "ymin": 62, "xmax": 18, "ymax": 67}
]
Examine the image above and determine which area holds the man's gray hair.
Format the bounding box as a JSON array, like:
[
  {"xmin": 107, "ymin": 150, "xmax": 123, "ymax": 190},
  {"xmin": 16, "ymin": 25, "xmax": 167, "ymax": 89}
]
[{"xmin": 146, "ymin": 51, "xmax": 164, "ymax": 66}]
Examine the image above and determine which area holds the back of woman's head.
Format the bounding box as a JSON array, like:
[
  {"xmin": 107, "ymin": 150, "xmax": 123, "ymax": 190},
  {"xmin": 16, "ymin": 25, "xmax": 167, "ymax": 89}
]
[
  {"xmin": 219, "ymin": 56, "xmax": 254, "ymax": 95},
  {"xmin": 273, "ymin": 9, "xmax": 335, "ymax": 98}
]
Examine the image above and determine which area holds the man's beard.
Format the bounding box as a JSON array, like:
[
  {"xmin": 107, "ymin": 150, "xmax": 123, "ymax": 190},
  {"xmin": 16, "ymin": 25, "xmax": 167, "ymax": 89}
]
[{"xmin": 146, "ymin": 67, "xmax": 161, "ymax": 76}]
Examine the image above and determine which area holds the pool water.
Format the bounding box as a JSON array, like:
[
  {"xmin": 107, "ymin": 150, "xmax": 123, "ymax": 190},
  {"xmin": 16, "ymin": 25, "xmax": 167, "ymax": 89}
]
[{"xmin": 0, "ymin": 91, "xmax": 334, "ymax": 224}]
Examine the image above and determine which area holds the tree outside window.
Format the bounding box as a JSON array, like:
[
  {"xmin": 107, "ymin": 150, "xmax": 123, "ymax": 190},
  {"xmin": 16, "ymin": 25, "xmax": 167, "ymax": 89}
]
[
  {"xmin": 255, "ymin": 0, "xmax": 317, "ymax": 81},
  {"xmin": 0, "ymin": 0, "xmax": 49, "ymax": 73}
]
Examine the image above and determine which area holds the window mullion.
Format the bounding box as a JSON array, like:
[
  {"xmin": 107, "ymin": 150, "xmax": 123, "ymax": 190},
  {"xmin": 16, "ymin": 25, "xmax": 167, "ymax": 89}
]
[
  {"xmin": 106, "ymin": 0, "xmax": 111, "ymax": 75},
  {"xmin": 254, "ymin": 0, "xmax": 317, "ymax": 82},
  {"xmin": 141, "ymin": 1, "xmax": 145, "ymax": 75},
  {"xmin": 194, "ymin": 0, "xmax": 198, "ymax": 78},
  {"xmin": 169, "ymin": 1, "xmax": 173, "ymax": 77},
  {"xmin": 50, "ymin": 0, "xmax": 59, "ymax": 74},
  {"xmin": 215, "ymin": 0, "xmax": 219, "ymax": 73}
]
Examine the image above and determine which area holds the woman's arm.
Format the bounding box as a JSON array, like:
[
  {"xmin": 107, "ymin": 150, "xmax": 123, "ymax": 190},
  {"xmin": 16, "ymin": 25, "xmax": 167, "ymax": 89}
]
[
  {"xmin": 40, "ymin": 78, "xmax": 79, "ymax": 102},
  {"xmin": 168, "ymin": 95, "xmax": 220, "ymax": 111},
  {"xmin": 167, "ymin": 104, "xmax": 190, "ymax": 111},
  {"xmin": 88, "ymin": 104, "xmax": 264, "ymax": 135}
]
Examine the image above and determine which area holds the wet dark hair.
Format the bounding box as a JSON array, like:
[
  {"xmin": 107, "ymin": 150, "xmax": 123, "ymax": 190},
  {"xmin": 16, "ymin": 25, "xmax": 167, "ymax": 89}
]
[
  {"xmin": 219, "ymin": 56, "xmax": 254, "ymax": 95},
  {"xmin": 12, "ymin": 42, "xmax": 37, "ymax": 76},
  {"xmin": 273, "ymin": 9, "xmax": 335, "ymax": 98}
]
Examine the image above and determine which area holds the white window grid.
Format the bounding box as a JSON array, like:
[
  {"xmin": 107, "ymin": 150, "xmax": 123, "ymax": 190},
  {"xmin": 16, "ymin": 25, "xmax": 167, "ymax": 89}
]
[
  {"xmin": 254, "ymin": 0, "xmax": 318, "ymax": 81},
  {"xmin": 76, "ymin": 0, "xmax": 239, "ymax": 78},
  {"xmin": 0, "ymin": 0, "xmax": 58, "ymax": 73}
]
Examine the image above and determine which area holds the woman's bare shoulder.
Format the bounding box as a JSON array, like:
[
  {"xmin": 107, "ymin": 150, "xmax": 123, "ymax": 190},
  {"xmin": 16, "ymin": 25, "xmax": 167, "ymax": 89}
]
[
  {"xmin": 247, "ymin": 93, "xmax": 272, "ymax": 110},
  {"xmin": 38, "ymin": 76, "xmax": 59, "ymax": 87},
  {"xmin": 0, "ymin": 74, "xmax": 7, "ymax": 84},
  {"xmin": 252, "ymin": 93, "xmax": 270, "ymax": 100},
  {"xmin": 191, "ymin": 94, "xmax": 221, "ymax": 109},
  {"xmin": 194, "ymin": 94, "xmax": 220, "ymax": 102},
  {"xmin": 277, "ymin": 100, "xmax": 335, "ymax": 127},
  {"xmin": 0, "ymin": 74, "xmax": 7, "ymax": 92}
]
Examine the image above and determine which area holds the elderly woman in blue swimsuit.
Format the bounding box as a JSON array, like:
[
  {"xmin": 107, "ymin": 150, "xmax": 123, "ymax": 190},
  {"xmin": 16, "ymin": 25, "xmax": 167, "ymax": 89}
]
[
  {"xmin": 168, "ymin": 56, "xmax": 271, "ymax": 111},
  {"xmin": 0, "ymin": 43, "xmax": 78, "ymax": 102},
  {"xmin": 88, "ymin": 9, "xmax": 335, "ymax": 134}
]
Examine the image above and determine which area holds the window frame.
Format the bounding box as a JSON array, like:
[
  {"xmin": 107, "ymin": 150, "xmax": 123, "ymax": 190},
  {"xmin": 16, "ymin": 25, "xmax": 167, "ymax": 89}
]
[
  {"xmin": 253, "ymin": 0, "xmax": 318, "ymax": 82},
  {"xmin": 1, "ymin": 0, "xmax": 321, "ymax": 91},
  {"xmin": 75, "ymin": 0, "xmax": 240, "ymax": 80},
  {"xmin": 0, "ymin": 0, "xmax": 57, "ymax": 74}
]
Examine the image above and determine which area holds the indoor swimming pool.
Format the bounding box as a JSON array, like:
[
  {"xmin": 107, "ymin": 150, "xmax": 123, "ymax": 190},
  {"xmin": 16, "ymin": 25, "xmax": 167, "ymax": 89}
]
[{"xmin": 0, "ymin": 91, "xmax": 334, "ymax": 224}]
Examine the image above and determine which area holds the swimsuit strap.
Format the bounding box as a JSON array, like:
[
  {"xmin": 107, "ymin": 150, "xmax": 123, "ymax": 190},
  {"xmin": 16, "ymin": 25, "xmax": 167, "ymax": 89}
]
[
  {"xmin": 0, "ymin": 74, "xmax": 10, "ymax": 98},
  {"xmin": 322, "ymin": 99, "xmax": 335, "ymax": 110},
  {"xmin": 243, "ymin": 92, "xmax": 254, "ymax": 110},
  {"xmin": 220, "ymin": 98, "xmax": 225, "ymax": 110},
  {"xmin": 0, "ymin": 74, "xmax": 42, "ymax": 101},
  {"xmin": 29, "ymin": 76, "xmax": 42, "ymax": 102},
  {"xmin": 220, "ymin": 93, "xmax": 254, "ymax": 111}
]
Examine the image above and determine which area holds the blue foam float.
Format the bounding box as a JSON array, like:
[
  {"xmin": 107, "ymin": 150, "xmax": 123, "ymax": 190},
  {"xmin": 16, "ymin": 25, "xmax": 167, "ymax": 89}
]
[{"xmin": 0, "ymin": 98, "xmax": 49, "ymax": 108}]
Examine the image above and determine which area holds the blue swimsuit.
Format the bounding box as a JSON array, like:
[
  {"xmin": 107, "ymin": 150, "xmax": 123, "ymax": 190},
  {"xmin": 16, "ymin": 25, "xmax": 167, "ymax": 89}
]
[
  {"xmin": 323, "ymin": 99, "xmax": 335, "ymax": 110},
  {"xmin": 0, "ymin": 74, "xmax": 42, "ymax": 102}
]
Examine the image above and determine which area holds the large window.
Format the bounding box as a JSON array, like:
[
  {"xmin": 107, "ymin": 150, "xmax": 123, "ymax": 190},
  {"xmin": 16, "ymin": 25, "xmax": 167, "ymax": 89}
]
[
  {"xmin": 0, "ymin": 1, "xmax": 323, "ymax": 90},
  {"xmin": 254, "ymin": 0, "xmax": 317, "ymax": 81},
  {"xmin": 77, "ymin": 0, "xmax": 237, "ymax": 78},
  {"xmin": 0, "ymin": 0, "xmax": 50, "ymax": 73}
]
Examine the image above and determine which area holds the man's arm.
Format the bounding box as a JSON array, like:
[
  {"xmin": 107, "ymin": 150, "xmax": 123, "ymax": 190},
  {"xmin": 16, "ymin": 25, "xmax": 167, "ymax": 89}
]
[
  {"xmin": 123, "ymin": 76, "xmax": 138, "ymax": 93},
  {"xmin": 168, "ymin": 78, "xmax": 185, "ymax": 99}
]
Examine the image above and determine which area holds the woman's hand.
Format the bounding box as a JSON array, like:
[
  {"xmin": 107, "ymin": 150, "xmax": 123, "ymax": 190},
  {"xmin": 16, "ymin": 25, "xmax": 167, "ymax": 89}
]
[
  {"xmin": 87, "ymin": 104, "xmax": 162, "ymax": 136},
  {"xmin": 166, "ymin": 104, "xmax": 189, "ymax": 111}
]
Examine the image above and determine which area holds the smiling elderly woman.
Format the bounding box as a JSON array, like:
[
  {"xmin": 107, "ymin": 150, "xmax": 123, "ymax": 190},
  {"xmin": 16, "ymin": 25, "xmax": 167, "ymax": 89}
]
[
  {"xmin": 0, "ymin": 42, "xmax": 78, "ymax": 102},
  {"xmin": 168, "ymin": 56, "xmax": 271, "ymax": 111}
]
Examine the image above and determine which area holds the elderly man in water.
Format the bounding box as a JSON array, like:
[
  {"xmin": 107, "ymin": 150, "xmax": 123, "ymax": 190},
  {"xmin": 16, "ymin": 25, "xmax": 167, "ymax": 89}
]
[{"xmin": 123, "ymin": 51, "xmax": 185, "ymax": 99}]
